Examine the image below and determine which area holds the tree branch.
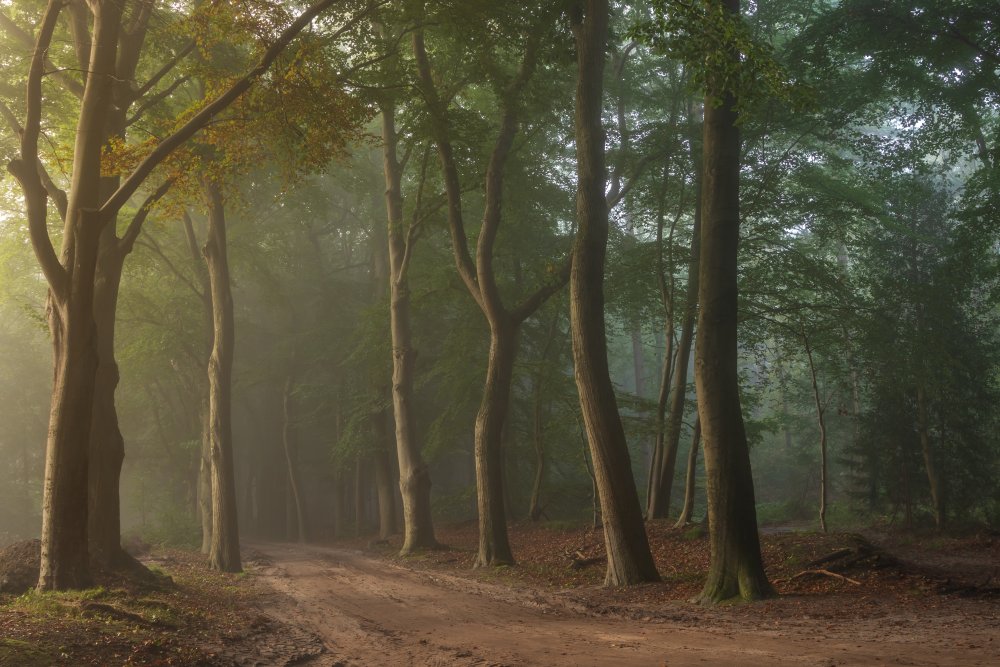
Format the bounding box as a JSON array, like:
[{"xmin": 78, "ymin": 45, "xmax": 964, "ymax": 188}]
[
  {"xmin": 133, "ymin": 40, "xmax": 196, "ymax": 101},
  {"xmin": 412, "ymin": 27, "xmax": 483, "ymax": 309},
  {"xmin": 126, "ymin": 75, "xmax": 192, "ymax": 128},
  {"xmin": 119, "ymin": 178, "xmax": 174, "ymax": 254},
  {"xmin": 101, "ymin": 0, "xmax": 345, "ymax": 217},
  {"xmin": 7, "ymin": 0, "xmax": 68, "ymax": 300},
  {"xmin": 0, "ymin": 8, "xmax": 85, "ymax": 99},
  {"xmin": 511, "ymin": 254, "xmax": 572, "ymax": 324}
]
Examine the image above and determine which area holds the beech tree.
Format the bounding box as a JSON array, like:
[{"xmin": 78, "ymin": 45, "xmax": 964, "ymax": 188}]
[
  {"xmin": 570, "ymin": 0, "xmax": 660, "ymax": 586},
  {"xmin": 6, "ymin": 0, "xmax": 339, "ymax": 590},
  {"xmin": 413, "ymin": 4, "xmax": 571, "ymax": 568}
]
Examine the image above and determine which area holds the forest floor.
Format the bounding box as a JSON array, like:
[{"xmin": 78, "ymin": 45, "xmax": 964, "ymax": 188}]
[{"xmin": 0, "ymin": 522, "xmax": 997, "ymax": 665}]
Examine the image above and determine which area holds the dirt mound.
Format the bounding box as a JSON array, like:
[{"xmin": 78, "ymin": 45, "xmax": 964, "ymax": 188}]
[{"xmin": 0, "ymin": 539, "xmax": 40, "ymax": 595}]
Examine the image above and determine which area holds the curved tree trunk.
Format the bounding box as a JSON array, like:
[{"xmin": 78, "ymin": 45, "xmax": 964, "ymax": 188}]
[
  {"xmin": 23, "ymin": 0, "xmax": 126, "ymax": 590},
  {"xmin": 474, "ymin": 323, "xmax": 518, "ymax": 567},
  {"xmin": 803, "ymin": 334, "xmax": 829, "ymax": 533},
  {"xmin": 412, "ymin": 21, "xmax": 567, "ymax": 569},
  {"xmin": 673, "ymin": 416, "xmax": 701, "ymax": 528},
  {"xmin": 694, "ymin": 0, "xmax": 772, "ymax": 602},
  {"xmin": 202, "ymin": 179, "xmax": 241, "ymax": 573},
  {"xmin": 570, "ymin": 0, "xmax": 659, "ymax": 587},
  {"xmin": 648, "ymin": 194, "xmax": 701, "ymax": 519}
]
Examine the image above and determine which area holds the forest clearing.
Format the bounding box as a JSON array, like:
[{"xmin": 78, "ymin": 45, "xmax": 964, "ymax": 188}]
[{"xmin": 2, "ymin": 0, "xmax": 1000, "ymax": 664}]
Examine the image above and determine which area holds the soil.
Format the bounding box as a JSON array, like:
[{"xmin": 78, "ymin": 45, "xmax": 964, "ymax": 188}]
[
  {"xmin": 245, "ymin": 522, "xmax": 1000, "ymax": 666},
  {"xmin": 1, "ymin": 523, "xmax": 997, "ymax": 665},
  {"xmin": 0, "ymin": 540, "xmax": 40, "ymax": 595}
]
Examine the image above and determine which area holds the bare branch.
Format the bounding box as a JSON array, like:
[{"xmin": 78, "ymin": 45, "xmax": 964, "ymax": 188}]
[
  {"xmin": 136, "ymin": 232, "xmax": 204, "ymax": 301},
  {"xmin": 102, "ymin": 0, "xmax": 350, "ymax": 217},
  {"xmin": 133, "ymin": 40, "xmax": 196, "ymax": 101},
  {"xmin": 0, "ymin": 9, "xmax": 85, "ymax": 99},
  {"xmin": 119, "ymin": 178, "xmax": 174, "ymax": 254},
  {"xmin": 126, "ymin": 75, "xmax": 192, "ymax": 128},
  {"xmin": 412, "ymin": 28, "xmax": 483, "ymax": 309},
  {"xmin": 7, "ymin": 0, "xmax": 68, "ymax": 299},
  {"xmin": 511, "ymin": 254, "xmax": 572, "ymax": 325}
]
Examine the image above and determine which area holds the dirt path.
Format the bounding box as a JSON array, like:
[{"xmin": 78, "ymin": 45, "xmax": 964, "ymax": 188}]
[{"xmin": 248, "ymin": 542, "xmax": 999, "ymax": 666}]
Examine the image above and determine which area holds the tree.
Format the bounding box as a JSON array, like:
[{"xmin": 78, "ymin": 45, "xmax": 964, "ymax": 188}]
[
  {"xmin": 691, "ymin": 0, "xmax": 773, "ymax": 603},
  {"xmin": 380, "ymin": 93, "xmax": 441, "ymax": 554},
  {"xmin": 569, "ymin": 0, "xmax": 659, "ymax": 587},
  {"xmin": 412, "ymin": 4, "xmax": 571, "ymax": 568},
  {"xmin": 6, "ymin": 0, "xmax": 340, "ymax": 590}
]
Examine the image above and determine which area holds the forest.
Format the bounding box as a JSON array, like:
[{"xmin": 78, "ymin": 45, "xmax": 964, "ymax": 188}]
[{"xmin": 0, "ymin": 0, "xmax": 998, "ymax": 665}]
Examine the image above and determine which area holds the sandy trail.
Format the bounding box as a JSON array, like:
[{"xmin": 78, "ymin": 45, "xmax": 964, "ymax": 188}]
[{"xmin": 250, "ymin": 542, "xmax": 998, "ymax": 666}]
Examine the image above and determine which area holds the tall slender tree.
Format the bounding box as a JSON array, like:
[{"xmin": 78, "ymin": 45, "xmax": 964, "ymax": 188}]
[
  {"xmin": 413, "ymin": 9, "xmax": 570, "ymax": 568},
  {"xmin": 7, "ymin": 0, "xmax": 340, "ymax": 590},
  {"xmin": 694, "ymin": 0, "xmax": 773, "ymax": 603},
  {"xmin": 569, "ymin": 0, "xmax": 659, "ymax": 587}
]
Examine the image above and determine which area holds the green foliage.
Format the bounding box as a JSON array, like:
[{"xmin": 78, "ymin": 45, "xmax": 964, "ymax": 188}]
[{"xmin": 631, "ymin": 0, "xmax": 813, "ymax": 112}]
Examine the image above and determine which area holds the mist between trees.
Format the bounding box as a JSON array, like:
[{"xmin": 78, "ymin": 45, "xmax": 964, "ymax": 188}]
[{"xmin": 0, "ymin": 0, "xmax": 997, "ymax": 603}]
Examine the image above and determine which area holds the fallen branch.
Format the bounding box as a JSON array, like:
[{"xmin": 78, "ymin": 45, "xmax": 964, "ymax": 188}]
[
  {"xmin": 776, "ymin": 569, "xmax": 861, "ymax": 586},
  {"xmin": 569, "ymin": 555, "xmax": 605, "ymax": 571}
]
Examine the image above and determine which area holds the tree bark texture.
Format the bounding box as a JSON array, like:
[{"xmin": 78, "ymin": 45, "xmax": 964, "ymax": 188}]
[
  {"xmin": 88, "ymin": 239, "xmax": 127, "ymax": 566},
  {"xmin": 694, "ymin": 0, "xmax": 773, "ymax": 603},
  {"xmin": 473, "ymin": 324, "xmax": 518, "ymax": 566},
  {"xmin": 12, "ymin": 0, "xmax": 125, "ymax": 590},
  {"xmin": 202, "ymin": 179, "xmax": 241, "ymax": 572},
  {"xmin": 381, "ymin": 103, "xmax": 439, "ymax": 554},
  {"xmin": 570, "ymin": 0, "xmax": 659, "ymax": 587}
]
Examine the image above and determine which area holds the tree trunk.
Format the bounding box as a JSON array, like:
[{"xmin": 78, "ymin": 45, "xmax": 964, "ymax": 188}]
[
  {"xmin": 202, "ymin": 179, "xmax": 241, "ymax": 573},
  {"xmin": 570, "ymin": 0, "xmax": 659, "ymax": 587},
  {"xmin": 355, "ymin": 455, "xmax": 367, "ymax": 536},
  {"xmin": 24, "ymin": 0, "xmax": 127, "ymax": 590},
  {"xmin": 694, "ymin": 0, "xmax": 772, "ymax": 603},
  {"xmin": 474, "ymin": 323, "xmax": 518, "ymax": 567},
  {"xmin": 916, "ymin": 384, "xmax": 943, "ymax": 530},
  {"xmin": 528, "ymin": 374, "xmax": 546, "ymax": 522},
  {"xmin": 369, "ymin": 176, "xmax": 398, "ymax": 542},
  {"xmin": 183, "ymin": 213, "xmax": 215, "ymax": 553},
  {"xmin": 381, "ymin": 104, "xmax": 438, "ymax": 554},
  {"xmin": 282, "ymin": 373, "xmax": 307, "ymax": 542},
  {"xmin": 38, "ymin": 222, "xmax": 102, "ymax": 590},
  {"xmin": 87, "ymin": 234, "xmax": 127, "ymax": 566},
  {"xmin": 648, "ymin": 191, "xmax": 701, "ymax": 519},
  {"xmin": 674, "ymin": 416, "xmax": 701, "ymax": 528},
  {"xmin": 373, "ymin": 443, "xmax": 397, "ymax": 539},
  {"xmin": 804, "ymin": 334, "xmax": 828, "ymax": 533}
]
